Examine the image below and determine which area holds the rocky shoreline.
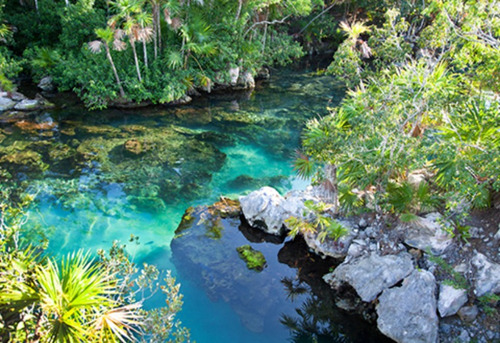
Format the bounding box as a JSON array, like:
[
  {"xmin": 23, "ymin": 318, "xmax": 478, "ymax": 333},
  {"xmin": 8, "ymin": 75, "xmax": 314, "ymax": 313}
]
[{"xmin": 174, "ymin": 186, "xmax": 500, "ymax": 343}]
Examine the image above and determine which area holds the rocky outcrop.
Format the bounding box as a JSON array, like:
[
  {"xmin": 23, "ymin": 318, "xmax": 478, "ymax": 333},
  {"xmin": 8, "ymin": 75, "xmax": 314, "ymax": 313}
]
[
  {"xmin": 240, "ymin": 187, "xmax": 287, "ymax": 235},
  {"xmin": 37, "ymin": 76, "xmax": 54, "ymax": 92},
  {"xmin": 0, "ymin": 92, "xmax": 54, "ymax": 112},
  {"xmin": 240, "ymin": 186, "xmax": 327, "ymax": 236},
  {"xmin": 376, "ymin": 270, "xmax": 439, "ymax": 343},
  {"xmin": 303, "ymin": 221, "xmax": 357, "ymax": 259},
  {"xmin": 0, "ymin": 97, "xmax": 16, "ymax": 111},
  {"xmin": 471, "ymin": 253, "xmax": 500, "ymax": 296},
  {"xmin": 398, "ymin": 212, "xmax": 453, "ymax": 255},
  {"xmin": 235, "ymin": 70, "xmax": 255, "ymax": 90},
  {"xmin": 323, "ymin": 252, "xmax": 414, "ymax": 302},
  {"xmin": 437, "ymin": 284, "xmax": 468, "ymax": 317}
]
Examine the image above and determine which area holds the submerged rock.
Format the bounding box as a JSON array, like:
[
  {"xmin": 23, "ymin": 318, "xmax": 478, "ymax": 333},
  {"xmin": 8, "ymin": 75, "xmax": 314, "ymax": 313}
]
[
  {"xmin": 324, "ymin": 252, "xmax": 414, "ymax": 302},
  {"xmin": 236, "ymin": 245, "xmax": 267, "ymax": 271},
  {"xmin": 376, "ymin": 270, "xmax": 438, "ymax": 343},
  {"xmin": 438, "ymin": 284, "xmax": 468, "ymax": 318}
]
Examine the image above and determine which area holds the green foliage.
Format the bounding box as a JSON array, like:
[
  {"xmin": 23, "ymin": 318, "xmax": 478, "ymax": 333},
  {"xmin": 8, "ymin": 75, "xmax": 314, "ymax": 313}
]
[
  {"xmin": 0, "ymin": 200, "xmax": 190, "ymax": 342},
  {"xmin": 285, "ymin": 200, "xmax": 348, "ymax": 242},
  {"xmin": 299, "ymin": 2, "xmax": 500, "ymax": 216},
  {"xmin": 427, "ymin": 252, "xmax": 468, "ymax": 290},
  {"xmin": 478, "ymin": 293, "xmax": 500, "ymax": 317}
]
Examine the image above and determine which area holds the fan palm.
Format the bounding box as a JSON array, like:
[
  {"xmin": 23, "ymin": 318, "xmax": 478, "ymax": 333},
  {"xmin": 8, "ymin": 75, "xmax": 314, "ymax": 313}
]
[
  {"xmin": 110, "ymin": 0, "xmax": 143, "ymax": 82},
  {"xmin": 0, "ymin": 251, "xmax": 142, "ymax": 342},
  {"xmin": 89, "ymin": 27, "xmax": 127, "ymax": 98},
  {"xmin": 136, "ymin": 11, "xmax": 153, "ymax": 68}
]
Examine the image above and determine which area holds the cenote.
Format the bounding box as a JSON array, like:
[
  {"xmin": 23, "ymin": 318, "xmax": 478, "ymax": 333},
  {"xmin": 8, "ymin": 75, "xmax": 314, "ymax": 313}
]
[{"xmin": 0, "ymin": 65, "xmax": 390, "ymax": 342}]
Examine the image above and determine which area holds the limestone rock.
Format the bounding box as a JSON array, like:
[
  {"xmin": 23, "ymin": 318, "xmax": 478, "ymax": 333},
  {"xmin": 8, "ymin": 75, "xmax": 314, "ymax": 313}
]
[
  {"xmin": 399, "ymin": 212, "xmax": 453, "ymax": 255},
  {"xmin": 0, "ymin": 97, "xmax": 15, "ymax": 111},
  {"xmin": 240, "ymin": 187, "xmax": 286, "ymax": 235},
  {"xmin": 256, "ymin": 67, "xmax": 270, "ymax": 80},
  {"xmin": 457, "ymin": 305, "xmax": 478, "ymax": 322},
  {"xmin": 303, "ymin": 221, "xmax": 357, "ymax": 259},
  {"xmin": 38, "ymin": 76, "xmax": 54, "ymax": 92},
  {"xmin": 236, "ymin": 71, "xmax": 255, "ymax": 89},
  {"xmin": 438, "ymin": 284, "xmax": 468, "ymax": 317},
  {"xmin": 471, "ymin": 253, "xmax": 500, "ymax": 297},
  {"xmin": 240, "ymin": 187, "xmax": 323, "ymax": 236},
  {"xmin": 377, "ymin": 270, "xmax": 438, "ymax": 343},
  {"xmin": 14, "ymin": 99, "xmax": 40, "ymax": 111},
  {"xmin": 324, "ymin": 252, "xmax": 414, "ymax": 302},
  {"xmin": 229, "ymin": 66, "xmax": 240, "ymax": 85}
]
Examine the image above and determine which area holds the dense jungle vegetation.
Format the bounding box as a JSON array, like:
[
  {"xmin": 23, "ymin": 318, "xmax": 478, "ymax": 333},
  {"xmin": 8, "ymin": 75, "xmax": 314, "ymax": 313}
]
[{"xmin": 0, "ymin": 0, "xmax": 499, "ymax": 341}]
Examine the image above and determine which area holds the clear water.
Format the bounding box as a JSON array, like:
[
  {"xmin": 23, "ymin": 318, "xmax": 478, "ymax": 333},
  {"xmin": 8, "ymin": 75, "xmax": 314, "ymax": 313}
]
[{"xmin": 0, "ymin": 66, "xmax": 388, "ymax": 342}]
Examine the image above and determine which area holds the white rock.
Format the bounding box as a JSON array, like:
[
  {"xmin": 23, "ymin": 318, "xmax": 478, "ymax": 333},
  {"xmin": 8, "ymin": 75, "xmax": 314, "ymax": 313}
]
[
  {"xmin": 38, "ymin": 76, "xmax": 54, "ymax": 92},
  {"xmin": 14, "ymin": 99, "xmax": 40, "ymax": 111},
  {"xmin": 377, "ymin": 270, "xmax": 438, "ymax": 343},
  {"xmin": 399, "ymin": 212, "xmax": 453, "ymax": 255},
  {"xmin": 228, "ymin": 67, "xmax": 240, "ymax": 86},
  {"xmin": 0, "ymin": 97, "xmax": 16, "ymax": 111},
  {"xmin": 240, "ymin": 187, "xmax": 286, "ymax": 235},
  {"xmin": 471, "ymin": 253, "xmax": 500, "ymax": 296},
  {"xmin": 323, "ymin": 252, "xmax": 414, "ymax": 302},
  {"xmin": 303, "ymin": 220, "xmax": 356, "ymax": 259},
  {"xmin": 438, "ymin": 284, "xmax": 468, "ymax": 317}
]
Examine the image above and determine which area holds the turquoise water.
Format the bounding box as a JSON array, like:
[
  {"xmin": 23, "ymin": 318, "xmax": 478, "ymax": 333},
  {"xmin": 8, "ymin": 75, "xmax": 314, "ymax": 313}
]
[{"xmin": 1, "ymin": 67, "xmax": 387, "ymax": 342}]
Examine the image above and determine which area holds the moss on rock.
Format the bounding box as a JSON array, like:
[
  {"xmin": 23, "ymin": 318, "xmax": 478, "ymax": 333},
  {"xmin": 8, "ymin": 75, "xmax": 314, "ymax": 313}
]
[{"xmin": 236, "ymin": 245, "xmax": 267, "ymax": 271}]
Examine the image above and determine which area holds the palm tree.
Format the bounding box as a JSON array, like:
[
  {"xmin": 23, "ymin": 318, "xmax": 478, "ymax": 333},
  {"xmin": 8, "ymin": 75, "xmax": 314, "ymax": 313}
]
[
  {"xmin": 0, "ymin": 251, "xmax": 141, "ymax": 342},
  {"xmin": 110, "ymin": 0, "xmax": 143, "ymax": 82},
  {"xmin": 136, "ymin": 10, "xmax": 153, "ymax": 68},
  {"xmin": 89, "ymin": 27, "xmax": 127, "ymax": 98}
]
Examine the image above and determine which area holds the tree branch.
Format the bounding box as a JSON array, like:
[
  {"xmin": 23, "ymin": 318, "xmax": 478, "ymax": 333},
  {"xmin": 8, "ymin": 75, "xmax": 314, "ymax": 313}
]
[{"xmin": 243, "ymin": 15, "xmax": 291, "ymax": 37}]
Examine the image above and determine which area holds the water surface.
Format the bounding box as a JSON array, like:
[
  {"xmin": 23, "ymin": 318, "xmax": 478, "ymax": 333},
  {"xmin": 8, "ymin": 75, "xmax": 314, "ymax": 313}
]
[{"xmin": 0, "ymin": 67, "xmax": 388, "ymax": 342}]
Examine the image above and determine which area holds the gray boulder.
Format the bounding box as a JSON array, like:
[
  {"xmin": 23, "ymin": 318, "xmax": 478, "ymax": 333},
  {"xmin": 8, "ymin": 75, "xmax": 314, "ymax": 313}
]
[
  {"xmin": 240, "ymin": 187, "xmax": 287, "ymax": 235},
  {"xmin": 235, "ymin": 71, "xmax": 255, "ymax": 89},
  {"xmin": 14, "ymin": 99, "xmax": 40, "ymax": 111},
  {"xmin": 229, "ymin": 67, "xmax": 240, "ymax": 85},
  {"xmin": 0, "ymin": 97, "xmax": 16, "ymax": 111},
  {"xmin": 437, "ymin": 284, "xmax": 468, "ymax": 317},
  {"xmin": 323, "ymin": 252, "xmax": 414, "ymax": 301},
  {"xmin": 398, "ymin": 212, "xmax": 453, "ymax": 255},
  {"xmin": 377, "ymin": 270, "xmax": 438, "ymax": 343},
  {"xmin": 38, "ymin": 76, "xmax": 54, "ymax": 92},
  {"xmin": 457, "ymin": 305, "xmax": 478, "ymax": 322},
  {"xmin": 303, "ymin": 221, "xmax": 357, "ymax": 259},
  {"xmin": 471, "ymin": 253, "xmax": 500, "ymax": 296},
  {"xmin": 240, "ymin": 187, "xmax": 324, "ymax": 236}
]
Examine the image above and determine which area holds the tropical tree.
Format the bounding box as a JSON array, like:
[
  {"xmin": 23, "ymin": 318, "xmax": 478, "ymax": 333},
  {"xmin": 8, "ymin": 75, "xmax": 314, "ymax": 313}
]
[
  {"xmin": 89, "ymin": 27, "xmax": 127, "ymax": 98},
  {"xmin": 136, "ymin": 10, "xmax": 153, "ymax": 68},
  {"xmin": 109, "ymin": 0, "xmax": 143, "ymax": 82}
]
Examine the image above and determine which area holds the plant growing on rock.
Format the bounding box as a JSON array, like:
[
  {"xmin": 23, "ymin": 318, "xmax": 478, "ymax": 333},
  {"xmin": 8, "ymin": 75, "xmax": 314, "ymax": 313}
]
[{"xmin": 285, "ymin": 200, "xmax": 348, "ymax": 243}]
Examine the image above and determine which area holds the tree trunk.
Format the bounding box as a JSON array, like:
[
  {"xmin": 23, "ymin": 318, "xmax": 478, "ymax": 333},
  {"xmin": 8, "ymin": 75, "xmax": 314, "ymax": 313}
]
[
  {"xmin": 142, "ymin": 40, "xmax": 148, "ymax": 68},
  {"xmin": 141, "ymin": 24, "xmax": 148, "ymax": 68},
  {"xmin": 152, "ymin": 5, "xmax": 158, "ymax": 59},
  {"xmin": 129, "ymin": 38, "xmax": 143, "ymax": 82},
  {"xmin": 324, "ymin": 163, "xmax": 338, "ymax": 212},
  {"xmin": 104, "ymin": 43, "xmax": 126, "ymax": 98},
  {"xmin": 235, "ymin": 0, "xmax": 243, "ymax": 20},
  {"xmin": 157, "ymin": 8, "xmax": 162, "ymax": 51}
]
